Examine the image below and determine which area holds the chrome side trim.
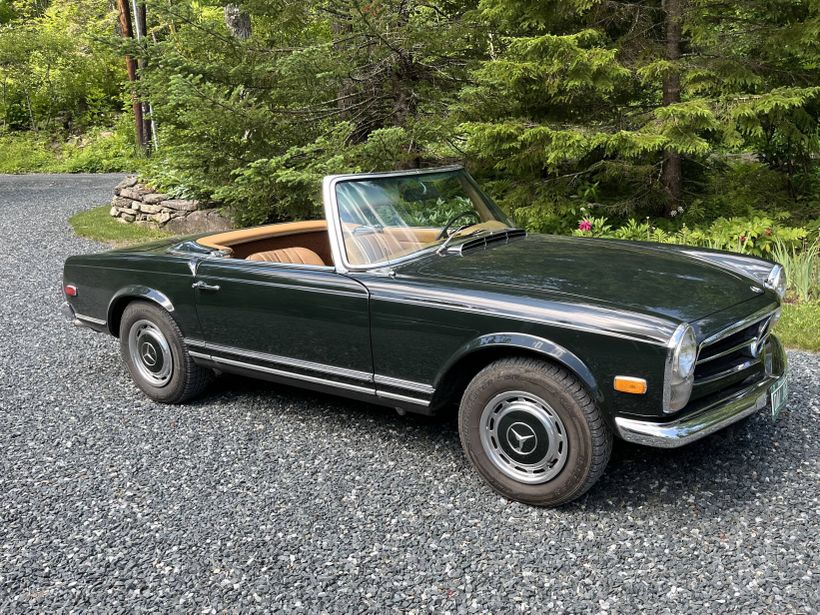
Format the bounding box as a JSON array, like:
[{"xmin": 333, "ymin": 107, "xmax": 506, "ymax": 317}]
[
  {"xmin": 376, "ymin": 391, "xmax": 430, "ymax": 407},
  {"xmin": 188, "ymin": 350, "xmax": 211, "ymax": 360},
  {"xmin": 75, "ymin": 313, "xmax": 107, "ymax": 326},
  {"xmin": 206, "ymin": 355, "xmax": 376, "ymax": 395},
  {"xmin": 371, "ymin": 295, "xmax": 669, "ymax": 347},
  {"xmin": 193, "ymin": 275, "xmax": 364, "ymax": 299},
  {"xmin": 374, "ymin": 374, "xmax": 435, "ymax": 395},
  {"xmin": 184, "ymin": 338, "xmax": 208, "ymax": 349},
  {"xmin": 185, "ymin": 340, "xmax": 373, "ymax": 383}
]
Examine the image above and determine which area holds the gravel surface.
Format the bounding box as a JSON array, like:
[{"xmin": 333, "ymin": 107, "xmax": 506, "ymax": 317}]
[{"xmin": 0, "ymin": 173, "xmax": 818, "ymax": 613}]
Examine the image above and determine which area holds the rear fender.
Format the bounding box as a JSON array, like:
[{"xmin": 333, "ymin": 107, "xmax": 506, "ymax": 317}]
[{"xmin": 107, "ymin": 286, "xmax": 175, "ymax": 336}]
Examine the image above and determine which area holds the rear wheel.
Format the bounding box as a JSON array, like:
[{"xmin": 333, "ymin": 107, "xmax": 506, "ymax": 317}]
[
  {"xmin": 458, "ymin": 357, "xmax": 612, "ymax": 506},
  {"xmin": 119, "ymin": 301, "xmax": 210, "ymax": 403}
]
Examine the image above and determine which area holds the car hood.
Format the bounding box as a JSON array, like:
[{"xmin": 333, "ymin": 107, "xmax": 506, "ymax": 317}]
[{"xmin": 397, "ymin": 234, "xmax": 767, "ymax": 323}]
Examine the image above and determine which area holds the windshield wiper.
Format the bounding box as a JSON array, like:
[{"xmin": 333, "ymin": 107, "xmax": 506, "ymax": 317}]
[{"xmin": 436, "ymin": 227, "xmax": 490, "ymax": 255}]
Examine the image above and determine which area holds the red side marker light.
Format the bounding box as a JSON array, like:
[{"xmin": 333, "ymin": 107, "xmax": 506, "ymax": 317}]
[{"xmin": 64, "ymin": 284, "xmax": 78, "ymax": 297}]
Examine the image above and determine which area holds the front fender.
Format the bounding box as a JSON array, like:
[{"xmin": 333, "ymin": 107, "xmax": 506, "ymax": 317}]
[
  {"xmin": 435, "ymin": 332, "xmax": 601, "ymax": 402},
  {"xmin": 107, "ymin": 285, "xmax": 176, "ymax": 336}
]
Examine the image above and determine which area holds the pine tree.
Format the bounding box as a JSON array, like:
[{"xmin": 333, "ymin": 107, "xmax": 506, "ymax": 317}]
[{"xmin": 457, "ymin": 0, "xmax": 819, "ymax": 224}]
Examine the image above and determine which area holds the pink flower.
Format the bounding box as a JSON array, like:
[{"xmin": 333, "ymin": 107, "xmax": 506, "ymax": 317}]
[
  {"xmin": 739, "ymin": 235, "xmax": 747, "ymax": 243},
  {"xmin": 578, "ymin": 219, "xmax": 592, "ymax": 232}
]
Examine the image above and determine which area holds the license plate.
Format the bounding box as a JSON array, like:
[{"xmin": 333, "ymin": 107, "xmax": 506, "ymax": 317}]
[{"xmin": 769, "ymin": 377, "xmax": 788, "ymax": 421}]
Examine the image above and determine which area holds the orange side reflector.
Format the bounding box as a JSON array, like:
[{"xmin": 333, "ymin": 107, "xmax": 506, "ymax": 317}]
[{"xmin": 613, "ymin": 376, "xmax": 648, "ymax": 395}]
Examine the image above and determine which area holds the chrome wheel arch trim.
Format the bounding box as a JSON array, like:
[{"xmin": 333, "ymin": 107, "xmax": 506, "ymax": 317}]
[
  {"xmin": 107, "ymin": 286, "xmax": 176, "ymax": 335},
  {"xmin": 434, "ymin": 332, "xmax": 602, "ymax": 403}
]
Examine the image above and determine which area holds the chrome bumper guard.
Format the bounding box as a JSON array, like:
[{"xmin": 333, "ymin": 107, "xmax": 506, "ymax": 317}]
[
  {"xmin": 63, "ymin": 301, "xmax": 106, "ymax": 332},
  {"xmin": 62, "ymin": 300, "xmax": 78, "ymax": 323},
  {"xmin": 615, "ymin": 335, "xmax": 787, "ymax": 448}
]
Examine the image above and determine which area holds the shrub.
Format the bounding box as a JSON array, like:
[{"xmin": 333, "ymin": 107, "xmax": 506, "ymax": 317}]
[
  {"xmin": 0, "ymin": 132, "xmax": 61, "ymax": 172},
  {"xmin": 772, "ymin": 239, "xmax": 819, "ymax": 302},
  {"xmin": 0, "ymin": 120, "xmax": 139, "ymax": 174},
  {"xmin": 59, "ymin": 120, "xmax": 140, "ymax": 173},
  {"xmin": 573, "ymin": 211, "xmax": 809, "ymax": 257}
]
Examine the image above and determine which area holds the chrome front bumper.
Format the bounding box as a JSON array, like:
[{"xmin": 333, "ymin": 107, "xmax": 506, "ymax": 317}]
[{"xmin": 615, "ymin": 336, "xmax": 787, "ymax": 448}]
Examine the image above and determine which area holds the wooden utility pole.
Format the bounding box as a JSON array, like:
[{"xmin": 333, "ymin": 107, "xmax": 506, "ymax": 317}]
[
  {"xmin": 116, "ymin": 0, "xmax": 147, "ymax": 150},
  {"xmin": 661, "ymin": 0, "xmax": 684, "ymax": 214}
]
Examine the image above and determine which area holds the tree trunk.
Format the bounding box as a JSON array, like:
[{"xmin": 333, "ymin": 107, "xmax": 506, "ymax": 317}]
[
  {"xmin": 661, "ymin": 0, "xmax": 683, "ymax": 214},
  {"xmin": 224, "ymin": 5, "xmax": 251, "ymax": 40},
  {"xmin": 332, "ymin": 18, "xmax": 356, "ymax": 123},
  {"xmin": 130, "ymin": 0, "xmax": 155, "ymax": 150},
  {"xmin": 116, "ymin": 0, "xmax": 146, "ymax": 150}
]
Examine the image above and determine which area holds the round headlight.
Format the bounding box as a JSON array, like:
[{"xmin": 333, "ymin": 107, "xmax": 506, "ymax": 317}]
[
  {"xmin": 672, "ymin": 325, "xmax": 697, "ymax": 380},
  {"xmin": 665, "ymin": 324, "xmax": 697, "ymax": 413},
  {"xmin": 766, "ymin": 265, "xmax": 787, "ymax": 300}
]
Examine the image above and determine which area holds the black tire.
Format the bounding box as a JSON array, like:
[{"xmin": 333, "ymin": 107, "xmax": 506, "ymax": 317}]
[
  {"xmin": 458, "ymin": 357, "xmax": 612, "ymax": 507},
  {"xmin": 119, "ymin": 301, "xmax": 210, "ymax": 403}
]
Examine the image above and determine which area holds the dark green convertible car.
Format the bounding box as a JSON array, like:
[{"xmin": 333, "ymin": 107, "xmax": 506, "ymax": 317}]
[{"xmin": 63, "ymin": 166, "xmax": 788, "ymax": 506}]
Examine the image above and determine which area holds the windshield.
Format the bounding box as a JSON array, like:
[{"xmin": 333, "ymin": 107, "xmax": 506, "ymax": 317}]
[{"xmin": 334, "ymin": 169, "xmax": 513, "ymax": 267}]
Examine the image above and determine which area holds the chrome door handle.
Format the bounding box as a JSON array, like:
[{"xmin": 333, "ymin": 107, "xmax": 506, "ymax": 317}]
[{"xmin": 192, "ymin": 281, "xmax": 220, "ymax": 291}]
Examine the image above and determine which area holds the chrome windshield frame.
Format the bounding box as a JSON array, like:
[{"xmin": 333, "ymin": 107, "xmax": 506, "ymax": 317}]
[{"xmin": 322, "ymin": 165, "xmax": 502, "ymax": 274}]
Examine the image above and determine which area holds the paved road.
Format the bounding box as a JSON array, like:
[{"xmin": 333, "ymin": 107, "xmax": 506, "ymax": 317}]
[{"xmin": 0, "ymin": 174, "xmax": 818, "ymax": 613}]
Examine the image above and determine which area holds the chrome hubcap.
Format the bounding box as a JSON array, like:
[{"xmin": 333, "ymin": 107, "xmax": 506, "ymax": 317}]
[
  {"xmin": 128, "ymin": 319, "xmax": 173, "ymax": 387},
  {"xmin": 479, "ymin": 390, "xmax": 568, "ymax": 484}
]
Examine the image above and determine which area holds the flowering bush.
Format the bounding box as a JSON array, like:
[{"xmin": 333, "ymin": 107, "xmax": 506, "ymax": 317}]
[{"xmin": 572, "ymin": 210, "xmax": 812, "ymax": 257}]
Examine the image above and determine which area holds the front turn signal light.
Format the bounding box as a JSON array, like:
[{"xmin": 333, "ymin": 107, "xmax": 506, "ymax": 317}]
[{"xmin": 614, "ymin": 376, "xmax": 648, "ymax": 395}]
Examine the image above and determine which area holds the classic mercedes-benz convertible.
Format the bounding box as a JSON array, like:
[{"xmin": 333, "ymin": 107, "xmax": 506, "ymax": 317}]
[{"xmin": 63, "ymin": 166, "xmax": 788, "ymax": 506}]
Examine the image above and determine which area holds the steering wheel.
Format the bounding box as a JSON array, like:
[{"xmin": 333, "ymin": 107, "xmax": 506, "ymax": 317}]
[
  {"xmin": 352, "ymin": 224, "xmax": 383, "ymax": 236},
  {"xmin": 437, "ymin": 211, "xmax": 481, "ymax": 240}
]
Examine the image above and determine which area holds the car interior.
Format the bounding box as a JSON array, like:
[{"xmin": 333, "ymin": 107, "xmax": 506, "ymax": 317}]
[{"xmin": 195, "ymin": 219, "xmax": 442, "ymax": 267}]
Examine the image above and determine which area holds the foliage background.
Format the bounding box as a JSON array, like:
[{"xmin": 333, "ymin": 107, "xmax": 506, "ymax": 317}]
[{"xmin": 0, "ymin": 0, "xmax": 818, "ymax": 241}]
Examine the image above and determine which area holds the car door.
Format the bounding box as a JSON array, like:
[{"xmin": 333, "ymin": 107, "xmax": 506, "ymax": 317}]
[{"xmin": 190, "ymin": 257, "xmax": 373, "ymax": 393}]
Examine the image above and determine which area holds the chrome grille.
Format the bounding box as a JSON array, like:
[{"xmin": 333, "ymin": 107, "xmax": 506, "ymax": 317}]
[{"xmin": 692, "ymin": 312, "xmax": 776, "ymax": 397}]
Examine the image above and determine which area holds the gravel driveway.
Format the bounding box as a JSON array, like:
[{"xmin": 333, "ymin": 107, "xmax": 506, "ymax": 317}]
[{"xmin": 1, "ymin": 174, "xmax": 818, "ymax": 613}]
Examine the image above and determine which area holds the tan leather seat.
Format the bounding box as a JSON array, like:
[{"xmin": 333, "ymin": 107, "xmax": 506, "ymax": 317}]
[
  {"xmin": 344, "ymin": 230, "xmax": 405, "ymax": 265},
  {"xmin": 246, "ymin": 247, "xmax": 325, "ymax": 266}
]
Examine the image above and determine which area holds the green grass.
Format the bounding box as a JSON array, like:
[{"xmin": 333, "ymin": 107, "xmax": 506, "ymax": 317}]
[
  {"xmin": 69, "ymin": 205, "xmax": 173, "ymax": 247},
  {"xmin": 775, "ymin": 301, "xmax": 820, "ymax": 352}
]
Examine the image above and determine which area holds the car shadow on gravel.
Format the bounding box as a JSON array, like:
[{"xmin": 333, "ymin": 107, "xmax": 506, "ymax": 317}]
[
  {"xmin": 580, "ymin": 413, "xmax": 794, "ymax": 511},
  {"xmin": 198, "ymin": 372, "xmax": 794, "ymax": 512}
]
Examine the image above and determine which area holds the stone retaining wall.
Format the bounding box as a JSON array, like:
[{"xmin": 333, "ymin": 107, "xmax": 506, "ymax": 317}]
[{"xmin": 110, "ymin": 176, "xmax": 232, "ymax": 234}]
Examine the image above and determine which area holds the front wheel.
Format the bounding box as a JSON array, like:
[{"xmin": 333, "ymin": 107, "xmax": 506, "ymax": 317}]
[
  {"xmin": 119, "ymin": 301, "xmax": 210, "ymax": 403},
  {"xmin": 458, "ymin": 358, "xmax": 612, "ymax": 506}
]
